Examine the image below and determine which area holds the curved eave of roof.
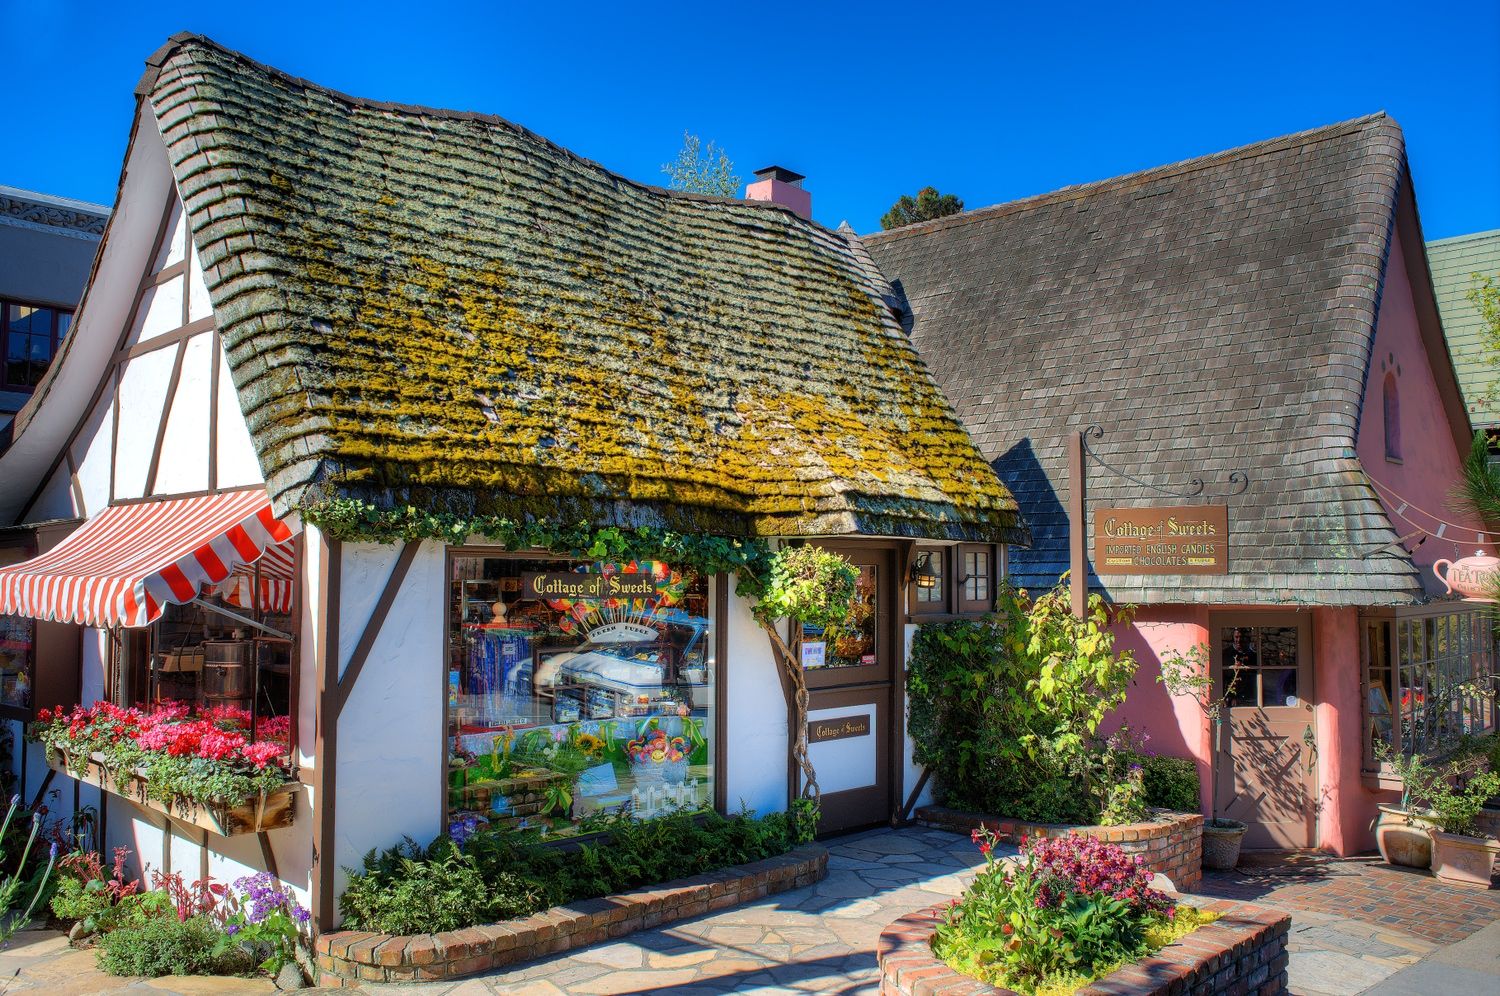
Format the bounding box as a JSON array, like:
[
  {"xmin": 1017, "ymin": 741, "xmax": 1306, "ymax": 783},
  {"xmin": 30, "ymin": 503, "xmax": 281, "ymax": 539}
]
[{"xmin": 140, "ymin": 34, "xmax": 1024, "ymax": 545}]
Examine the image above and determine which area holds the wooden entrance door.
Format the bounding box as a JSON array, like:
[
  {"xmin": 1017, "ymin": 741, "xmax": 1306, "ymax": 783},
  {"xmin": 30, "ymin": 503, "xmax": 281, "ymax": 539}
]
[
  {"xmin": 1211, "ymin": 613, "xmax": 1316, "ymax": 849},
  {"xmin": 803, "ymin": 544, "xmax": 897, "ymax": 835}
]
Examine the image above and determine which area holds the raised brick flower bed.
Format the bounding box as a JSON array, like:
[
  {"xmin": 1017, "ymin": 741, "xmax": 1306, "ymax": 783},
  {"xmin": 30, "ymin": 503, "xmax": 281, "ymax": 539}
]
[
  {"xmin": 879, "ymin": 896, "xmax": 1290, "ymax": 996},
  {"xmin": 314, "ymin": 843, "xmax": 827, "ymax": 985},
  {"xmin": 917, "ymin": 806, "xmax": 1204, "ymax": 891}
]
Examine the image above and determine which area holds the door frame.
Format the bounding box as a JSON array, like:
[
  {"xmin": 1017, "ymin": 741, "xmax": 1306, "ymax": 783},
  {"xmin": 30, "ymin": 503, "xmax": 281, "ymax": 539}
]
[
  {"xmin": 1208, "ymin": 609, "xmax": 1317, "ymax": 848},
  {"xmin": 796, "ymin": 539, "xmax": 905, "ymax": 833}
]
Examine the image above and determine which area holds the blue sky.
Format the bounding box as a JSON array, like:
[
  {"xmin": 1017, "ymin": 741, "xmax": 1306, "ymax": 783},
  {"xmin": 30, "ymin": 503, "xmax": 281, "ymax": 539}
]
[{"xmin": 6, "ymin": 0, "xmax": 1498, "ymax": 238}]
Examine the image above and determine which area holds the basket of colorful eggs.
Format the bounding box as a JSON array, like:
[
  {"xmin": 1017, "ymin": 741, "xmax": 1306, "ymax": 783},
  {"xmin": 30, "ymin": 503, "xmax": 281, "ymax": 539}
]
[{"xmin": 626, "ymin": 726, "xmax": 689, "ymax": 785}]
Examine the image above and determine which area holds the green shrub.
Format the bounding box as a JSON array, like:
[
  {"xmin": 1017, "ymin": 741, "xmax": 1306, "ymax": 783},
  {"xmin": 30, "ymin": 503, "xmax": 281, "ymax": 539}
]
[
  {"xmin": 94, "ymin": 914, "xmax": 250, "ymax": 977},
  {"xmin": 337, "ymin": 840, "xmax": 502, "ymax": 935},
  {"xmin": 339, "ymin": 807, "xmax": 799, "ymax": 935},
  {"xmin": 907, "ymin": 583, "xmax": 1141, "ymax": 825},
  {"xmin": 1140, "ymin": 755, "xmax": 1200, "ymax": 813}
]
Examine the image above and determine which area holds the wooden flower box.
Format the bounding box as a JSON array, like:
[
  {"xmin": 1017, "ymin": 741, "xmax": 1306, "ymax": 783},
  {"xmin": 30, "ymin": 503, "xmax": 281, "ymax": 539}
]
[{"xmin": 46, "ymin": 748, "xmax": 297, "ymax": 837}]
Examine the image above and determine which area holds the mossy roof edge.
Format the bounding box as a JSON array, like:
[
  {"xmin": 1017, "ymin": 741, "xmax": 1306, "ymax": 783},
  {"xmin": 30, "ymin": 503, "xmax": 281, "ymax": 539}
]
[{"xmin": 144, "ymin": 34, "xmax": 1026, "ymax": 545}]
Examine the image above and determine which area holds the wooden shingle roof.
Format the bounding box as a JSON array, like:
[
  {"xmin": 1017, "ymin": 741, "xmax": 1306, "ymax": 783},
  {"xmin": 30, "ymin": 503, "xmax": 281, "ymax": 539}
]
[
  {"xmin": 864, "ymin": 114, "xmax": 1435, "ymax": 605},
  {"xmin": 141, "ymin": 35, "xmax": 1023, "ymax": 543}
]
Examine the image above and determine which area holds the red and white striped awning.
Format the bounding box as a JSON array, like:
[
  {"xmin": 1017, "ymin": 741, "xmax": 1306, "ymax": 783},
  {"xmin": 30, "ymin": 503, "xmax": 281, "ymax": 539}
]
[
  {"xmin": 0, "ymin": 490, "xmax": 299, "ymax": 628},
  {"xmin": 218, "ymin": 539, "xmax": 295, "ymax": 615}
]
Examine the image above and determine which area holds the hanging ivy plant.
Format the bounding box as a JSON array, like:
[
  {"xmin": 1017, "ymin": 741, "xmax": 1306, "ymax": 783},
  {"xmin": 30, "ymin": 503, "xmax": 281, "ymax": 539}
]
[{"xmin": 301, "ymin": 498, "xmax": 775, "ymax": 593}]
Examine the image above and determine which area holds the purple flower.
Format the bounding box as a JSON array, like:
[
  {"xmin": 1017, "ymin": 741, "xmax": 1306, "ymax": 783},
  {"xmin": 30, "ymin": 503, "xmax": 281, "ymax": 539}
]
[
  {"xmin": 226, "ymin": 923, "xmax": 242, "ymax": 936},
  {"xmin": 292, "ymin": 906, "xmax": 311, "ymax": 924}
]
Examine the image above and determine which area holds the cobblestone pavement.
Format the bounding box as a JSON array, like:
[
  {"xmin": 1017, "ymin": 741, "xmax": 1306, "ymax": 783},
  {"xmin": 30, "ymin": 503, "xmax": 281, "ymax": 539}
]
[
  {"xmin": 1193, "ymin": 852, "xmax": 1500, "ymax": 996},
  {"xmin": 362, "ymin": 825, "xmax": 991, "ymax": 995},
  {"xmin": 1, "ymin": 830, "xmax": 1496, "ymax": 995}
]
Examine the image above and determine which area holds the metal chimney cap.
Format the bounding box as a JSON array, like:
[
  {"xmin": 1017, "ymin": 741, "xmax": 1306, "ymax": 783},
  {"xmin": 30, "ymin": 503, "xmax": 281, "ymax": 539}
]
[{"xmin": 752, "ymin": 165, "xmax": 805, "ymax": 187}]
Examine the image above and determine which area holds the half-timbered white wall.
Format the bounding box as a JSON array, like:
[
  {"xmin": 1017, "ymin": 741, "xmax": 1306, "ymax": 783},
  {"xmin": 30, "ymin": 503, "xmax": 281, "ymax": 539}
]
[{"xmin": 2, "ymin": 114, "xmax": 311, "ymax": 904}]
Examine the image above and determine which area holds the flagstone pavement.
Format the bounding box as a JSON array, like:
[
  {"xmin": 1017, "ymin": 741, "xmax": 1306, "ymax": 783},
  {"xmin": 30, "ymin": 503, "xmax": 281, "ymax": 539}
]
[{"xmin": 1, "ymin": 826, "xmax": 1497, "ymax": 995}]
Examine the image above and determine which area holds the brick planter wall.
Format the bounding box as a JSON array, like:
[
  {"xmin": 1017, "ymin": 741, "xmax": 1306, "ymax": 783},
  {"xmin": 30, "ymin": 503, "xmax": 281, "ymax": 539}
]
[
  {"xmin": 918, "ymin": 807, "xmax": 1204, "ymax": 891},
  {"xmin": 314, "ymin": 844, "xmax": 827, "ymax": 985},
  {"xmin": 879, "ymin": 896, "xmax": 1290, "ymax": 996}
]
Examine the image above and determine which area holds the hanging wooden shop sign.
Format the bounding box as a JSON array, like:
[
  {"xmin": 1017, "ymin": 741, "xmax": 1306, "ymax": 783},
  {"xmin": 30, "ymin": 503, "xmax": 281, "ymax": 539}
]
[
  {"xmin": 520, "ymin": 572, "xmax": 655, "ymax": 599},
  {"xmin": 1094, "ymin": 505, "xmax": 1229, "ymax": 575},
  {"xmin": 808, "ymin": 713, "xmax": 872, "ymax": 743}
]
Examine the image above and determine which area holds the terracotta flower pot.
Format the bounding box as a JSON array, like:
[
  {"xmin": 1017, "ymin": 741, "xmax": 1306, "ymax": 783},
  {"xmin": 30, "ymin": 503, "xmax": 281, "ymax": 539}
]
[
  {"xmin": 1375, "ymin": 804, "xmax": 1434, "ymax": 869},
  {"xmin": 1429, "ymin": 830, "xmax": 1500, "ymax": 888},
  {"xmin": 1202, "ymin": 818, "xmax": 1248, "ymax": 870}
]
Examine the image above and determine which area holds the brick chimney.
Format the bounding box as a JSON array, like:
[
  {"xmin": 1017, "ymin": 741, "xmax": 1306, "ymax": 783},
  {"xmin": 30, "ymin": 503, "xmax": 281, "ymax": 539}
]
[{"xmin": 744, "ymin": 165, "xmax": 811, "ymax": 220}]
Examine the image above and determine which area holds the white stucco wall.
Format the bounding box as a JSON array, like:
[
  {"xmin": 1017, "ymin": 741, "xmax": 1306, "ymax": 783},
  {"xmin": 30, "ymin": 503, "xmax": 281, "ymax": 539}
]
[
  {"xmin": 331, "ymin": 541, "xmax": 446, "ymax": 906},
  {"xmin": 152, "ymin": 331, "xmax": 214, "ymax": 495},
  {"xmin": 723, "ymin": 575, "xmax": 789, "ymax": 817}
]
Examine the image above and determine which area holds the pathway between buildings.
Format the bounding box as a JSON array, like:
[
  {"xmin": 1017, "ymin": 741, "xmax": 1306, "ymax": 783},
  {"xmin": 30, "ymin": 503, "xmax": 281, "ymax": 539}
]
[{"xmin": 1, "ymin": 827, "xmax": 1496, "ymax": 995}]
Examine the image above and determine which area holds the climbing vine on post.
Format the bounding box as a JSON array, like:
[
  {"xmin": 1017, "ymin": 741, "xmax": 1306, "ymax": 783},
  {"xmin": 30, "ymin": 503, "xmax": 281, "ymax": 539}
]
[{"xmin": 750, "ymin": 546, "xmax": 859, "ymax": 812}]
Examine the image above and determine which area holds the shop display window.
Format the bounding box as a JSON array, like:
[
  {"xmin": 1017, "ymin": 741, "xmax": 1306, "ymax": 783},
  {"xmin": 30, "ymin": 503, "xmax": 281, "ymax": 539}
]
[
  {"xmin": 108, "ymin": 557, "xmax": 298, "ymax": 757},
  {"xmin": 801, "ymin": 565, "xmax": 877, "ymax": 670},
  {"xmin": 0, "ymin": 614, "xmax": 35, "ymax": 711},
  {"xmin": 446, "ymin": 555, "xmax": 717, "ymax": 839}
]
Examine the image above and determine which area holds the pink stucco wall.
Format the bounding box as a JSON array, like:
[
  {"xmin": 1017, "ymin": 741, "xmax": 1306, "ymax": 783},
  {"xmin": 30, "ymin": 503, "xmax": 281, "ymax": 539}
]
[
  {"xmin": 1104, "ymin": 607, "xmax": 1213, "ymax": 813},
  {"xmin": 1356, "ymin": 225, "xmax": 1486, "ymax": 579},
  {"xmin": 1312, "ymin": 606, "xmax": 1394, "ymax": 855}
]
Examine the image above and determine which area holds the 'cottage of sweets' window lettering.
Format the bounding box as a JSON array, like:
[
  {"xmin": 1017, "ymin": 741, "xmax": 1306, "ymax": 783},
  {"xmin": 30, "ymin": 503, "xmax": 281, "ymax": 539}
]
[{"xmin": 446, "ymin": 557, "xmax": 716, "ymax": 839}]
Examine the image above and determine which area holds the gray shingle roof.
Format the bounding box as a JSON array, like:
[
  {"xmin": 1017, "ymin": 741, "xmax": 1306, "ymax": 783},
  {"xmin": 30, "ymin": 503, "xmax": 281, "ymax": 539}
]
[
  {"xmin": 139, "ymin": 35, "xmax": 1024, "ymax": 544},
  {"xmin": 864, "ymin": 114, "xmax": 1432, "ymax": 605},
  {"xmin": 1428, "ymin": 230, "xmax": 1500, "ymax": 429}
]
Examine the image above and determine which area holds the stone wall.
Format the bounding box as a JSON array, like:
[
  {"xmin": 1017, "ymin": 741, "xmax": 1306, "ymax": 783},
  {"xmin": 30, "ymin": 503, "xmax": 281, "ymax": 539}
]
[
  {"xmin": 314, "ymin": 845, "xmax": 827, "ymax": 985},
  {"xmin": 917, "ymin": 807, "xmax": 1204, "ymax": 891},
  {"xmin": 879, "ymin": 896, "xmax": 1291, "ymax": 996}
]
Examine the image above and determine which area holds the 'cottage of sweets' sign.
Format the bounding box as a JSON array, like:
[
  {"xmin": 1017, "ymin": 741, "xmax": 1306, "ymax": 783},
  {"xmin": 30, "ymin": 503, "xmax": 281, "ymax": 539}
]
[
  {"xmin": 521, "ymin": 572, "xmax": 656, "ymax": 599},
  {"xmin": 1094, "ymin": 505, "xmax": 1229, "ymax": 575}
]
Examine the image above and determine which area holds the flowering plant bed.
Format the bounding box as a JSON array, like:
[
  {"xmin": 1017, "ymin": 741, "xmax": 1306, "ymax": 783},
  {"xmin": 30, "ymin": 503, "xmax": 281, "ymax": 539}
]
[
  {"xmin": 31, "ymin": 701, "xmax": 296, "ymax": 837},
  {"xmin": 880, "ymin": 830, "xmax": 1289, "ymax": 996},
  {"xmin": 918, "ymin": 806, "xmax": 1203, "ymax": 891}
]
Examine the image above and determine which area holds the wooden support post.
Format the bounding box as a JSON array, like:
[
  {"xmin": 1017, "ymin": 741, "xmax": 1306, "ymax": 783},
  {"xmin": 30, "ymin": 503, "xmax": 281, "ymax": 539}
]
[{"xmin": 1068, "ymin": 430, "xmax": 1088, "ymax": 619}]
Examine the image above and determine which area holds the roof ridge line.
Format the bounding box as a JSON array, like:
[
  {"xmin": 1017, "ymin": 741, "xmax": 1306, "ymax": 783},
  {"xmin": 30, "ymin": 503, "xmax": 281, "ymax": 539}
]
[
  {"xmin": 139, "ymin": 32, "xmax": 836, "ymax": 231},
  {"xmin": 863, "ymin": 112, "xmax": 1393, "ymax": 244}
]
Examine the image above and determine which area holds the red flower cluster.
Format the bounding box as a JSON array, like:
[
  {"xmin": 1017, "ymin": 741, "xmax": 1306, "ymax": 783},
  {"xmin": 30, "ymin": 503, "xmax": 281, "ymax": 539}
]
[
  {"xmin": 1020, "ymin": 833, "xmax": 1173, "ymax": 917},
  {"xmin": 36, "ymin": 699, "xmax": 290, "ymax": 773}
]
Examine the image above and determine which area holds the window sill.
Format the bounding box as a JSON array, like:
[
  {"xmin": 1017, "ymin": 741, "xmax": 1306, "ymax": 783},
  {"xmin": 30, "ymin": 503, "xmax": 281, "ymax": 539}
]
[
  {"xmin": 1361, "ymin": 767, "xmax": 1403, "ymax": 792},
  {"xmin": 1385, "ymin": 456, "xmax": 1403, "ymax": 465}
]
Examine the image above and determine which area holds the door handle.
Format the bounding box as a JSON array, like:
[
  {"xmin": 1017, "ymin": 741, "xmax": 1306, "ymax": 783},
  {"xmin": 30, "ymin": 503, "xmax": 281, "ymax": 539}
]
[{"xmin": 1302, "ymin": 724, "xmax": 1317, "ymax": 772}]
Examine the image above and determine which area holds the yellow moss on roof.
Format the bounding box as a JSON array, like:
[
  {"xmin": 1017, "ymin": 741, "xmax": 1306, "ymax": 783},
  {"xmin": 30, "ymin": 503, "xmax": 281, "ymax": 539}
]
[{"xmin": 144, "ymin": 34, "xmax": 1024, "ymax": 542}]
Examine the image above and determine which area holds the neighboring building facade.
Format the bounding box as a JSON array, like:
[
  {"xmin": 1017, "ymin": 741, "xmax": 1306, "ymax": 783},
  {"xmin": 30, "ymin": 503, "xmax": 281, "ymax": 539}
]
[
  {"xmin": 0, "ymin": 184, "xmax": 109, "ymax": 427},
  {"xmin": 866, "ymin": 115, "xmax": 1497, "ymax": 855},
  {"xmin": 0, "ymin": 34, "xmax": 1023, "ymax": 930},
  {"xmin": 1428, "ymin": 229, "xmax": 1500, "ymax": 433}
]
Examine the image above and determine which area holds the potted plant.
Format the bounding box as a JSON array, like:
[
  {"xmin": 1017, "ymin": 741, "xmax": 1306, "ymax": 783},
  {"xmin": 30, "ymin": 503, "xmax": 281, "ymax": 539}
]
[
  {"xmin": 1370, "ymin": 745, "xmax": 1442, "ymax": 868},
  {"xmin": 1159, "ymin": 642, "xmax": 1246, "ymax": 869},
  {"xmin": 1425, "ymin": 760, "xmax": 1500, "ymax": 888}
]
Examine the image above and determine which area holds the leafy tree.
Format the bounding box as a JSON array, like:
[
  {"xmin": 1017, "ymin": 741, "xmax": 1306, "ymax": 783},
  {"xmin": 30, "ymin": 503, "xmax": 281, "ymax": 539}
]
[
  {"xmin": 1470, "ymin": 273, "xmax": 1500, "ymax": 410},
  {"xmin": 661, "ymin": 132, "xmax": 741, "ymax": 197},
  {"xmin": 880, "ymin": 186, "xmax": 964, "ymax": 230}
]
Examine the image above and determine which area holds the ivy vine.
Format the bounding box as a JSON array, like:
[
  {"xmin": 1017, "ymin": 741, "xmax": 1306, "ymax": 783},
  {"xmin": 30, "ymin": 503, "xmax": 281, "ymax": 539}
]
[{"xmin": 301, "ymin": 498, "xmax": 775, "ymax": 595}]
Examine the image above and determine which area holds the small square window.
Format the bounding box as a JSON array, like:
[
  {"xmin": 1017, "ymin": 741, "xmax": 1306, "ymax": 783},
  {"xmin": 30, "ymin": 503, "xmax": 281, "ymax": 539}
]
[{"xmin": 957, "ymin": 545, "xmax": 996, "ymax": 613}]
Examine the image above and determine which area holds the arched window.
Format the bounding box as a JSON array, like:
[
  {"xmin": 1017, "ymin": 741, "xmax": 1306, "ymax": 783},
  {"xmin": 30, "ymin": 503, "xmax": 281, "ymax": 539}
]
[{"xmin": 1383, "ymin": 372, "xmax": 1402, "ymax": 461}]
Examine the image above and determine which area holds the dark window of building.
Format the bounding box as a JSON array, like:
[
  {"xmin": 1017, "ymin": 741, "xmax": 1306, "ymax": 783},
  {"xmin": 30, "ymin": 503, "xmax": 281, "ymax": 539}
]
[
  {"xmin": 2, "ymin": 300, "xmax": 72, "ymax": 391},
  {"xmin": 1383, "ymin": 371, "xmax": 1401, "ymax": 462},
  {"xmin": 957, "ymin": 544, "xmax": 995, "ymax": 613}
]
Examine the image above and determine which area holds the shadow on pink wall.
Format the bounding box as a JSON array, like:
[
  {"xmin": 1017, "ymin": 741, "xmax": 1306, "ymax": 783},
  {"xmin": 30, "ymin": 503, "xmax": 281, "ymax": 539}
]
[{"xmin": 1103, "ymin": 606, "xmax": 1213, "ymax": 814}]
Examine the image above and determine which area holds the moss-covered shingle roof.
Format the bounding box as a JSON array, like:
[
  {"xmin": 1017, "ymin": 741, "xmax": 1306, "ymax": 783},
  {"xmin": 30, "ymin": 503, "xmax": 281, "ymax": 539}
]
[{"xmin": 142, "ymin": 35, "xmax": 1023, "ymax": 543}]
